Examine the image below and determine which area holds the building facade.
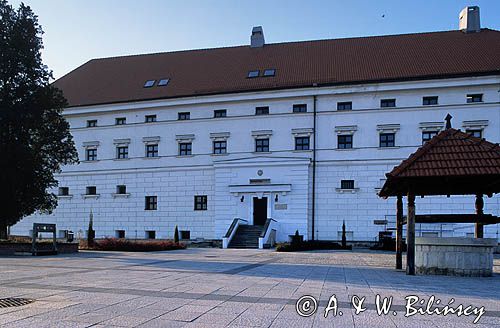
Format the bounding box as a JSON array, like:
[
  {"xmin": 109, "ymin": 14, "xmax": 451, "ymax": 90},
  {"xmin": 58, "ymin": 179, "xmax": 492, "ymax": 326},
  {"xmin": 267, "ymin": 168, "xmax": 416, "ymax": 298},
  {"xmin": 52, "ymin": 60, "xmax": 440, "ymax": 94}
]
[{"xmin": 11, "ymin": 15, "xmax": 500, "ymax": 243}]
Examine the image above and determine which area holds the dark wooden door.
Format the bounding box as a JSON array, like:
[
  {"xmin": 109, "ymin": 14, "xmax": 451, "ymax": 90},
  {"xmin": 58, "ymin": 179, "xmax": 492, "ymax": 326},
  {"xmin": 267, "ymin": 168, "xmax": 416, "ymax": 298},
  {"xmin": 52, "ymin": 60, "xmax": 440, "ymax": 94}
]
[{"xmin": 253, "ymin": 197, "xmax": 267, "ymax": 225}]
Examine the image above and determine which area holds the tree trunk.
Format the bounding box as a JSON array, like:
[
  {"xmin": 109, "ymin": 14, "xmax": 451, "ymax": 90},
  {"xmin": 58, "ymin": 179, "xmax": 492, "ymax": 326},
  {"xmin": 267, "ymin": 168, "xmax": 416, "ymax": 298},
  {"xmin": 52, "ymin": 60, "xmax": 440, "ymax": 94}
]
[{"xmin": 0, "ymin": 224, "xmax": 8, "ymax": 240}]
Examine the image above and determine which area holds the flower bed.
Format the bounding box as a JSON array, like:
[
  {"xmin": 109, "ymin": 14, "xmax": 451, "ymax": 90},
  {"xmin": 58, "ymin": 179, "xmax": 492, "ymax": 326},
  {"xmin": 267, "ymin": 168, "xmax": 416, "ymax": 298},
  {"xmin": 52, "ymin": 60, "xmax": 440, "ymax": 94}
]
[{"xmin": 80, "ymin": 238, "xmax": 186, "ymax": 252}]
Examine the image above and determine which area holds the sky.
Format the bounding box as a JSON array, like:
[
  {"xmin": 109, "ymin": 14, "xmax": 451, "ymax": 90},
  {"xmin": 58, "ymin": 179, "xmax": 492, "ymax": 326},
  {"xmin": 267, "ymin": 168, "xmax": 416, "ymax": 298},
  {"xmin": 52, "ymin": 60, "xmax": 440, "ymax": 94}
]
[{"xmin": 8, "ymin": 0, "xmax": 500, "ymax": 80}]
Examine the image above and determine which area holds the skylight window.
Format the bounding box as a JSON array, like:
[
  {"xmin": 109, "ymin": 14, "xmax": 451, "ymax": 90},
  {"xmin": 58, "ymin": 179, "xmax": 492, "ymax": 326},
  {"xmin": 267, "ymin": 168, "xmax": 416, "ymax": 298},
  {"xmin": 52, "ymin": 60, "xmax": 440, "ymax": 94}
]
[
  {"xmin": 263, "ymin": 69, "xmax": 276, "ymax": 77},
  {"xmin": 158, "ymin": 78, "xmax": 170, "ymax": 86},
  {"xmin": 143, "ymin": 80, "xmax": 156, "ymax": 88},
  {"xmin": 247, "ymin": 70, "xmax": 260, "ymax": 78}
]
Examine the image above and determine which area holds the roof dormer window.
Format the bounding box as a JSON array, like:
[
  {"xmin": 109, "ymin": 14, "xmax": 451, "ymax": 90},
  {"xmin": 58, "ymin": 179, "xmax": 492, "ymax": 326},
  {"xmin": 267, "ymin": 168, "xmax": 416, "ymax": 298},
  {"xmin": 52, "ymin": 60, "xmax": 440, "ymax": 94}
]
[
  {"xmin": 263, "ymin": 69, "xmax": 276, "ymax": 77},
  {"xmin": 158, "ymin": 78, "xmax": 170, "ymax": 86},
  {"xmin": 247, "ymin": 70, "xmax": 259, "ymax": 78},
  {"xmin": 143, "ymin": 80, "xmax": 156, "ymax": 88}
]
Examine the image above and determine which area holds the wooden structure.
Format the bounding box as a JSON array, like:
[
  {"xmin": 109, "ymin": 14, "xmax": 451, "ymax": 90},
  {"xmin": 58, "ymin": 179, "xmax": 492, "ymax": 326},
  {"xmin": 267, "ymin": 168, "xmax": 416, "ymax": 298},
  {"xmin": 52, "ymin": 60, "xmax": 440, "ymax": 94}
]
[{"xmin": 379, "ymin": 115, "xmax": 500, "ymax": 275}]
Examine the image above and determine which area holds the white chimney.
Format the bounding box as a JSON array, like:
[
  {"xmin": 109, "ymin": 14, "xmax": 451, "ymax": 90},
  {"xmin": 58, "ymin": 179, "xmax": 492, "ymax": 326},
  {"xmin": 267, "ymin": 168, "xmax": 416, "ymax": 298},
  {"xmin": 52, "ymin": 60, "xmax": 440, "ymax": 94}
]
[
  {"xmin": 250, "ymin": 26, "xmax": 265, "ymax": 48},
  {"xmin": 459, "ymin": 6, "xmax": 480, "ymax": 33}
]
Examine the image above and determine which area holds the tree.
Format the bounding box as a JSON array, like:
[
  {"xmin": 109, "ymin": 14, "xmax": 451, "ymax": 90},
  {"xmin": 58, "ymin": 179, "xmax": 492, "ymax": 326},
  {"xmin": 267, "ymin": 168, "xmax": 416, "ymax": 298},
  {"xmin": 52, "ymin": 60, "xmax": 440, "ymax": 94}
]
[
  {"xmin": 87, "ymin": 210, "xmax": 95, "ymax": 246},
  {"xmin": 174, "ymin": 225, "xmax": 179, "ymax": 243},
  {"xmin": 0, "ymin": 1, "xmax": 78, "ymax": 239},
  {"xmin": 341, "ymin": 220, "xmax": 347, "ymax": 248}
]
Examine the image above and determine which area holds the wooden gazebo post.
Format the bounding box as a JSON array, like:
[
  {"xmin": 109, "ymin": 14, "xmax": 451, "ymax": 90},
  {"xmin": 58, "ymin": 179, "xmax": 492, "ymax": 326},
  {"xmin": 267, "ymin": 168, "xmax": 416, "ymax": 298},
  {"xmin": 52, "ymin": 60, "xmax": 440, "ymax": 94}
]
[
  {"xmin": 395, "ymin": 195, "xmax": 403, "ymax": 270},
  {"xmin": 406, "ymin": 192, "xmax": 416, "ymax": 275},
  {"xmin": 475, "ymin": 194, "xmax": 484, "ymax": 238}
]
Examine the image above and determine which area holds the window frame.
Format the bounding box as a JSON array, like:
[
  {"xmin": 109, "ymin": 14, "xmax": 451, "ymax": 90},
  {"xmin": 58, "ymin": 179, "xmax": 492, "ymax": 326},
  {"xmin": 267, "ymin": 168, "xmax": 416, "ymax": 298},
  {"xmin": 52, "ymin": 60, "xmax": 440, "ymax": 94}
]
[
  {"xmin": 292, "ymin": 104, "xmax": 307, "ymax": 113},
  {"xmin": 116, "ymin": 146, "xmax": 129, "ymax": 159},
  {"xmin": 86, "ymin": 186, "xmax": 97, "ymax": 195},
  {"xmin": 422, "ymin": 96, "xmax": 438, "ymax": 106},
  {"xmin": 145, "ymin": 144, "xmax": 159, "ymax": 158},
  {"xmin": 145, "ymin": 196, "xmax": 158, "ymax": 210},
  {"xmin": 263, "ymin": 69, "xmax": 276, "ymax": 77},
  {"xmin": 58, "ymin": 187, "xmax": 69, "ymax": 196},
  {"xmin": 115, "ymin": 117, "xmax": 126, "ymax": 125},
  {"xmin": 85, "ymin": 148, "xmax": 97, "ymax": 161},
  {"xmin": 337, "ymin": 135, "xmax": 353, "ymax": 149},
  {"xmin": 213, "ymin": 140, "xmax": 227, "ymax": 154},
  {"xmin": 178, "ymin": 112, "xmax": 190, "ymax": 120},
  {"xmin": 194, "ymin": 195, "xmax": 208, "ymax": 211},
  {"xmin": 116, "ymin": 230, "xmax": 126, "ymax": 238},
  {"xmin": 214, "ymin": 109, "xmax": 227, "ymax": 118},
  {"xmin": 379, "ymin": 133, "xmax": 396, "ymax": 148},
  {"xmin": 340, "ymin": 180, "xmax": 355, "ymax": 190},
  {"xmin": 255, "ymin": 106, "xmax": 269, "ymax": 115},
  {"xmin": 179, "ymin": 142, "xmax": 192, "ymax": 156},
  {"xmin": 255, "ymin": 138, "xmax": 270, "ymax": 153},
  {"xmin": 422, "ymin": 131, "xmax": 438, "ymax": 144},
  {"xmin": 157, "ymin": 78, "xmax": 170, "ymax": 86},
  {"xmin": 337, "ymin": 101, "xmax": 352, "ymax": 111},
  {"xmin": 143, "ymin": 80, "xmax": 155, "ymax": 88},
  {"xmin": 247, "ymin": 70, "xmax": 260, "ymax": 78},
  {"xmin": 145, "ymin": 115, "xmax": 157, "ymax": 123},
  {"xmin": 466, "ymin": 94, "xmax": 483, "ymax": 103},
  {"xmin": 466, "ymin": 129, "xmax": 482, "ymax": 138},
  {"xmin": 295, "ymin": 136, "xmax": 310, "ymax": 151},
  {"xmin": 116, "ymin": 185, "xmax": 127, "ymax": 194},
  {"xmin": 86, "ymin": 120, "xmax": 97, "ymax": 128},
  {"xmin": 380, "ymin": 99, "xmax": 396, "ymax": 108}
]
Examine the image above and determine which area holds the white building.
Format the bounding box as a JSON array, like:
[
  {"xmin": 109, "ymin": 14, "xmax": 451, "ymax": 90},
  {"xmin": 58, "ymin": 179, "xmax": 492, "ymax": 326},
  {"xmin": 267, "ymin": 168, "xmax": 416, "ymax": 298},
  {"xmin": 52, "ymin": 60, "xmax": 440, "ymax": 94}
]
[{"xmin": 12, "ymin": 8, "xmax": 500, "ymax": 246}]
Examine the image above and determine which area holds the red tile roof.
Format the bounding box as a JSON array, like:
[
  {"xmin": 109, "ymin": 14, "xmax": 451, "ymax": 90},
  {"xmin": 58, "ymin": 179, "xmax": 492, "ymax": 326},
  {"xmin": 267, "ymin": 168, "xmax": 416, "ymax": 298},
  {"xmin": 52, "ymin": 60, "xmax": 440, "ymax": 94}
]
[
  {"xmin": 54, "ymin": 29, "xmax": 500, "ymax": 107},
  {"xmin": 379, "ymin": 128, "xmax": 500, "ymax": 196}
]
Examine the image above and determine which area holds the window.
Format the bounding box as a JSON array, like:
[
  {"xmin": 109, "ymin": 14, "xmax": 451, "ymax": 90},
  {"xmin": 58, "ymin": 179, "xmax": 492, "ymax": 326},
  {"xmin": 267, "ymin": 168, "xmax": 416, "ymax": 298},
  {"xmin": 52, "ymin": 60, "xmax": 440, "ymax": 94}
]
[
  {"xmin": 422, "ymin": 131, "xmax": 438, "ymax": 144},
  {"xmin": 423, "ymin": 96, "xmax": 438, "ymax": 106},
  {"xmin": 178, "ymin": 112, "xmax": 190, "ymax": 120},
  {"xmin": 214, "ymin": 109, "xmax": 227, "ymax": 118},
  {"xmin": 85, "ymin": 148, "xmax": 97, "ymax": 161},
  {"xmin": 337, "ymin": 135, "xmax": 353, "ymax": 149},
  {"xmin": 146, "ymin": 230, "xmax": 156, "ymax": 239},
  {"xmin": 116, "ymin": 146, "xmax": 128, "ymax": 159},
  {"xmin": 145, "ymin": 144, "xmax": 158, "ymax": 157},
  {"xmin": 213, "ymin": 140, "xmax": 227, "ymax": 154},
  {"xmin": 179, "ymin": 142, "xmax": 192, "ymax": 156},
  {"xmin": 255, "ymin": 138, "xmax": 269, "ymax": 152},
  {"xmin": 341, "ymin": 180, "xmax": 355, "ymax": 189},
  {"xmin": 466, "ymin": 129, "xmax": 482, "ymax": 138},
  {"xmin": 86, "ymin": 120, "xmax": 97, "ymax": 128},
  {"xmin": 295, "ymin": 137, "xmax": 310, "ymax": 150},
  {"xmin": 337, "ymin": 102, "xmax": 352, "ymax": 111},
  {"xmin": 158, "ymin": 78, "xmax": 169, "ymax": 86},
  {"xmin": 58, "ymin": 187, "xmax": 69, "ymax": 196},
  {"xmin": 380, "ymin": 133, "xmax": 395, "ymax": 147},
  {"xmin": 255, "ymin": 106, "xmax": 269, "ymax": 115},
  {"xmin": 466, "ymin": 94, "xmax": 483, "ymax": 103},
  {"xmin": 145, "ymin": 196, "xmax": 157, "ymax": 210},
  {"xmin": 145, "ymin": 115, "xmax": 157, "ymax": 123},
  {"xmin": 263, "ymin": 69, "xmax": 276, "ymax": 77},
  {"xmin": 194, "ymin": 195, "xmax": 207, "ymax": 211},
  {"xmin": 86, "ymin": 186, "xmax": 97, "ymax": 195},
  {"xmin": 115, "ymin": 117, "xmax": 126, "ymax": 125},
  {"xmin": 180, "ymin": 231, "xmax": 191, "ymax": 240},
  {"xmin": 116, "ymin": 185, "xmax": 127, "ymax": 194},
  {"xmin": 143, "ymin": 80, "xmax": 155, "ymax": 88},
  {"xmin": 247, "ymin": 70, "xmax": 259, "ymax": 78},
  {"xmin": 293, "ymin": 104, "xmax": 307, "ymax": 113},
  {"xmin": 116, "ymin": 230, "xmax": 125, "ymax": 238},
  {"xmin": 380, "ymin": 99, "xmax": 396, "ymax": 108}
]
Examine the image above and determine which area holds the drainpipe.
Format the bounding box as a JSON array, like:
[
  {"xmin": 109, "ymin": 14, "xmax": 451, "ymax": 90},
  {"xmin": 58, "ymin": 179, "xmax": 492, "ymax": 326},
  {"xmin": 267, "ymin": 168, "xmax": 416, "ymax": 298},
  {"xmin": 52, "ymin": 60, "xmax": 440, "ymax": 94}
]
[{"xmin": 311, "ymin": 95, "xmax": 317, "ymax": 241}]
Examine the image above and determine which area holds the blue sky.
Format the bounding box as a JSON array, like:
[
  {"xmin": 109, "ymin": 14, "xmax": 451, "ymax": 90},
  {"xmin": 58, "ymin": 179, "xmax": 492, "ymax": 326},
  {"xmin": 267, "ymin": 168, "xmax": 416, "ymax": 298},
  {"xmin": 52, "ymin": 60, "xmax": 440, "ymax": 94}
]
[{"xmin": 10, "ymin": 0, "xmax": 500, "ymax": 79}]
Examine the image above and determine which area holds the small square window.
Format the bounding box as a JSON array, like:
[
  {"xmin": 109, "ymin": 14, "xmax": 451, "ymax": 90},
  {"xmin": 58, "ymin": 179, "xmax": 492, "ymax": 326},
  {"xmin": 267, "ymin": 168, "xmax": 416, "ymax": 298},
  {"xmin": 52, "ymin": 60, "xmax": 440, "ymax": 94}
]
[
  {"xmin": 194, "ymin": 195, "xmax": 207, "ymax": 211},
  {"xmin": 116, "ymin": 146, "xmax": 128, "ymax": 159},
  {"xmin": 115, "ymin": 117, "xmax": 126, "ymax": 125},
  {"xmin": 380, "ymin": 99, "xmax": 396, "ymax": 108},
  {"xmin": 380, "ymin": 133, "xmax": 395, "ymax": 147},
  {"xmin": 337, "ymin": 135, "xmax": 353, "ymax": 149},
  {"xmin": 255, "ymin": 106, "xmax": 269, "ymax": 115},
  {"xmin": 423, "ymin": 96, "xmax": 438, "ymax": 106},
  {"xmin": 145, "ymin": 196, "xmax": 157, "ymax": 210},
  {"xmin": 466, "ymin": 129, "xmax": 482, "ymax": 138},
  {"xmin": 179, "ymin": 142, "xmax": 192, "ymax": 156},
  {"xmin": 58, "ymin": 187, "xmax": 69, "ymax": 196},
  {"xmin": 180, "ymin": 230, "xmax": 191, "ymax": 240},
  {"xmin": 116, "ymin": 230, "xmax": 125, "ymax": 238},
  {"xmin": 422, "ymin": 131, "xmax": 438, "ymax": 144},
  {"xmin": 146, "ymin": 230, "xmax": 156, "ymax": 239},
  {"xmin": 178, "ymin": 112, "xmax": 190, "ymax": 120},
  {"xmin": 263, "ymin": 69, "xmax": 276, "ymax": 77},
  {"xmin": 295, "ymin": 137, "xmax": 310, "ymax": 150},
  {"xmin": 337, "ymin": 102, "xmax": 352, "ymax": 111},
  {"xmin": 247, "ymin": 70, "xmax": 260, "ymax": 78},
  {"xmin": 293, "ymin": 104, "xmax": 307, "ymax": 113},
  {"xmin": 87, "ymin": 120, "xmax": 97, "ymax": 128},
  {"xmin": 158, "ymin": 78, "xmax": 170, "ymax": 86},
  {"xmin": 213, "ymin": 140, "xmax": 227, "ymax": 154},
  {"xmin": 341, "ymin": 180, "xmax": 355, "ymax": 189},
  {"xmin": 145, "ymin": 115, "xmax": 157, "ymax": 123},
  {"xmin": 145, "ymin": 144, "xmax": 159, "ymax": 157},
  {"xmin": 86, "ymin": 186, "xmax": 97, "ymax": 195},
  {"xmin": 116, "ymin": 185, "xmax": 127, "ymax": 194},
  {"xmin": 466, "ymin": 94, "xmax": 483, "ymax": 103},
  {"xmin": 85, "ymin": 148, "xmax": 97, "ymax": 161},
  {"xmin": 214, "ymin": 109, "xmax": 227, "ymax": 118},
  {"xmin": 255, "ymin": 138, "xmax": 269, "ymax": 152},
  {"xmin": 144, "ymin": 80, "xmax": 155, "ymax": 88}
]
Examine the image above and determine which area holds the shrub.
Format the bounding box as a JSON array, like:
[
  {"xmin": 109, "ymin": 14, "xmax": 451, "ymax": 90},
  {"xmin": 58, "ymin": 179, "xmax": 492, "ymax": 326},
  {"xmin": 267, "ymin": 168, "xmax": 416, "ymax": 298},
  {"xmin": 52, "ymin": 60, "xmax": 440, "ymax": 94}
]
[
  {"xmin": 276, "ymin": 240, "xmax": 351, "ymax": 252},
  {"xmin": 82, "ymin": 238, "xmax": 185, "ymax": 252}
]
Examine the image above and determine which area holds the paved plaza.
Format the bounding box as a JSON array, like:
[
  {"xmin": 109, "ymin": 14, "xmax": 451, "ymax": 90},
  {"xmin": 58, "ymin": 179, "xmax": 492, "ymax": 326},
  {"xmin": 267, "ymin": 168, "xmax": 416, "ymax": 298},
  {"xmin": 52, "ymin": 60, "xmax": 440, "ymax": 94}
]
[{"xmin": 0, "ymin": 248, "xmax": 499, "ymax": 327}]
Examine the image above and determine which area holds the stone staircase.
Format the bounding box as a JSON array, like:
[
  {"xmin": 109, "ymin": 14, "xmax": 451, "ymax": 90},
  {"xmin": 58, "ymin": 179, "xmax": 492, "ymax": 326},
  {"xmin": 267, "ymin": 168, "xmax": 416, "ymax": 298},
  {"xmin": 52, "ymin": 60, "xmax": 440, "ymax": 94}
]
[{"xmin": 228, "ymin": 225, "xmax": 264, "ymax": 249}]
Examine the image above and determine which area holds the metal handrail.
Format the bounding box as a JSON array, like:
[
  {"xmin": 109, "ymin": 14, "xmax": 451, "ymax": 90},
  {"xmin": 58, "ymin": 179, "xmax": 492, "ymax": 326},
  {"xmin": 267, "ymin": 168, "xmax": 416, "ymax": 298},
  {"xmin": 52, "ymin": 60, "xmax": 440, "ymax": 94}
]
[
  {"xmin": 260, "ymin": 218, "xmax": 277, "ymax": 238},
  {"xmin": 224, "ymin": 218, "xmax": 247, "ymax": 238}
]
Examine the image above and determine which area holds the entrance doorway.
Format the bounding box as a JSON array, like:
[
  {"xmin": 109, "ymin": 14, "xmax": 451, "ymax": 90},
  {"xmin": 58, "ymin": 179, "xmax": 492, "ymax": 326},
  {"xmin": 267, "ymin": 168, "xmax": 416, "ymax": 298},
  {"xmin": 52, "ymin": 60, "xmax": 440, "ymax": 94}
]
[{"xmin": 253, "ymin": 197, "xmax": 267, "ymax": 225}]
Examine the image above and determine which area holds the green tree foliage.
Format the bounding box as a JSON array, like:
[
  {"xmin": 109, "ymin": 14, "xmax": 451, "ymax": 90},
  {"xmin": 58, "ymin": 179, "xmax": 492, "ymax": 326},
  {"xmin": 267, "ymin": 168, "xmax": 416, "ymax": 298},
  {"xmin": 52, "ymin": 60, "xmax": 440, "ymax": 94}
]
[
  {"xmin": 0, "ymin": 1, "xmax": 78, "ymax": 239},
  {"xmin": 174, "ymin": 225, "xmax": 179, "ymax": 243}
]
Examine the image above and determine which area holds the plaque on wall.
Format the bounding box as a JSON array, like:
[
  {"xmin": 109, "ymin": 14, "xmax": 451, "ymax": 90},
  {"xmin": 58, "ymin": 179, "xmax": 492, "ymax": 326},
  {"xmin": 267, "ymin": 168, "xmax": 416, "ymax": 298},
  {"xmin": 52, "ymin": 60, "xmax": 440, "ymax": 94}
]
[{"xmin": 275, "ymin": 204, "xmax": 287, "ymax": 210}]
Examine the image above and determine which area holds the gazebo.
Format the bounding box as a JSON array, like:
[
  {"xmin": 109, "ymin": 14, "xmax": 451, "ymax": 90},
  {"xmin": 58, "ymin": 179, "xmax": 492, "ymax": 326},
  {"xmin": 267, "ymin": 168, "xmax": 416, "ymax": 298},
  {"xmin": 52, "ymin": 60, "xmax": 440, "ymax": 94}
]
[{"xmin": 379, "ymin": 115, "xmax": 500, "ymax": 275}]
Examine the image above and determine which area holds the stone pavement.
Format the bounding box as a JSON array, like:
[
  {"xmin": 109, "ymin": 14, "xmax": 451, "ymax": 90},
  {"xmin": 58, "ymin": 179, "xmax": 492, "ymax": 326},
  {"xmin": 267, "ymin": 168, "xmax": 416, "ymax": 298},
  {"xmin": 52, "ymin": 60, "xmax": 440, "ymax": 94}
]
[{"xmin": 0, "ymin": 248, "xmax": 498, "ymax": 327}]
